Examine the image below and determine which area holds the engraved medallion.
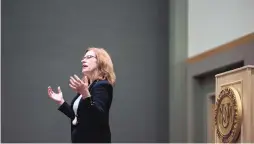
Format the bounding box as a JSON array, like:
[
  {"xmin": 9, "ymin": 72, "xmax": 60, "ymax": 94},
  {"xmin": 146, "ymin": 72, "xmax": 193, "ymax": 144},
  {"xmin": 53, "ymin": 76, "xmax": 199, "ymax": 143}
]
[{"xmin": 214, "ymin": 87, "xmax": 242, "ymax": 143}]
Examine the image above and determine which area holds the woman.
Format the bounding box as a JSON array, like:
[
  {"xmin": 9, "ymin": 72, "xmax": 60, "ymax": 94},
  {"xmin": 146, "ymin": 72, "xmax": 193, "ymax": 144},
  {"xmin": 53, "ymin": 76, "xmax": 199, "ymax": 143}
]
[{"xmin": 47, "ymin": 47, "xmax": 116, "ymax": 143}]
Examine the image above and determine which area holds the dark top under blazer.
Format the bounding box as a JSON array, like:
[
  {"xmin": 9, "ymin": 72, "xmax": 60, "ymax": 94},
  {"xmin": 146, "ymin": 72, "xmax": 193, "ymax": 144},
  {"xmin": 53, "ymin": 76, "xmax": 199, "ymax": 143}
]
[{"xmin": 58, "ymin": 80, "xmax": 113, "ymax": 143}]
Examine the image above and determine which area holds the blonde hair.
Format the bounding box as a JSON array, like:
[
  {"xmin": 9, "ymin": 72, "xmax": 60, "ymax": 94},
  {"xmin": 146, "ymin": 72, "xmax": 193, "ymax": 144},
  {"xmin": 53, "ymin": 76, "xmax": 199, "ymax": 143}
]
[{"xmin": 84, "ymin": 47, "xmax": 116, "ymax": 86}]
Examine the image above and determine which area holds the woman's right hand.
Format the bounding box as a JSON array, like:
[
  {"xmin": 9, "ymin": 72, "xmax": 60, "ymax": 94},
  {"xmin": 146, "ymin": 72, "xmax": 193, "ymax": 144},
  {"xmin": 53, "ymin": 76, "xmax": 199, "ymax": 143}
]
[{"xmin": 48, "ymin": 86, "xmax": 65, "ymax": 105}]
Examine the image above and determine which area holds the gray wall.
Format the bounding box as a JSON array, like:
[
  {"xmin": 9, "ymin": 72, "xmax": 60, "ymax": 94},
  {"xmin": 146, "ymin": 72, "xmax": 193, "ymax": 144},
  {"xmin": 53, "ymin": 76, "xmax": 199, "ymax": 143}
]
[
  {"xmin": 2, "ymin": 0, "xmax": 169, "ymax": 142},
  {"xmin": 168, "ymin": 0, "xmax": 188, "ymax": 142}
]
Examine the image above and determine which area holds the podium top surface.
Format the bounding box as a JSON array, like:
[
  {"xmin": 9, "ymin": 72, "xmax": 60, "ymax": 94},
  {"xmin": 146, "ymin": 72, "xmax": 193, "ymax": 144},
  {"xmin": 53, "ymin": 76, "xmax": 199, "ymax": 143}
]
[{"xmin": 215, "ymin": 65, "xmax": 254, "ymax": 77}]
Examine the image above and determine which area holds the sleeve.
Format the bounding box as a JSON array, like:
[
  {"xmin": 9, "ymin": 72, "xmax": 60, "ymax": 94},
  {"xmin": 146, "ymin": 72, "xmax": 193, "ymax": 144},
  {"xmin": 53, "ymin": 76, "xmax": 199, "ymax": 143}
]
[
  {"xmin": 58, "ymin": 101, "xmax": 75, "ymax": 120},
  {"xmin": 80, "ymin": 83, "xmax": 112, "ymax": 120}
]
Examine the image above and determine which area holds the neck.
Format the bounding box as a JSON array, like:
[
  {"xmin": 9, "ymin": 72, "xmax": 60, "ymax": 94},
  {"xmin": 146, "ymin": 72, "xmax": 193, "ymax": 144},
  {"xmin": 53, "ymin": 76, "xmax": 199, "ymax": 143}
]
[
  {"xmin": 83, "ymin": 70, "xmax": 101, "ymax": 85},
  {"xmin": 83, "ymin": 73, "xmax": 92, "ymax": 85}
]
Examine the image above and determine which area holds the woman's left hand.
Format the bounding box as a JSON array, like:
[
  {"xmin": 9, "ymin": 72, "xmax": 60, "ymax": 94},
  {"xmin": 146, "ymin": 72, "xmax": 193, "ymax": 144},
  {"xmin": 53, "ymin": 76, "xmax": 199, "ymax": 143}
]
[{"xmin": 69, "ymin": 75, "xmax": 90, "ymax": 98}]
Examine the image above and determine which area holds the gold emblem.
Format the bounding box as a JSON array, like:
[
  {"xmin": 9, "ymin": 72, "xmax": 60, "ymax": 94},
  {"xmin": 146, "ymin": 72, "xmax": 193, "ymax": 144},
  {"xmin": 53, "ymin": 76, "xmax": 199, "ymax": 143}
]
[{"xmin": 214, "ymin": 87, "xmax": 242, "ymax": 143}]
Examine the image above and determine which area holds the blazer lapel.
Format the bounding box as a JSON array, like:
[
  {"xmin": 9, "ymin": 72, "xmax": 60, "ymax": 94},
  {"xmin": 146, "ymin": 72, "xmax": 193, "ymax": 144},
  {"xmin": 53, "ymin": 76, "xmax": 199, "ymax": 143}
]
[
  {"xmin": 71, "ymin": 93, "xmax": 80, "ymax": 107},
  {"xmin": 88, "ymin": 80, "xmax": 99, "ymax": 92},
  {"xmin": 75, "ymin": 80, "xmax": 99, "ymax": 118}
]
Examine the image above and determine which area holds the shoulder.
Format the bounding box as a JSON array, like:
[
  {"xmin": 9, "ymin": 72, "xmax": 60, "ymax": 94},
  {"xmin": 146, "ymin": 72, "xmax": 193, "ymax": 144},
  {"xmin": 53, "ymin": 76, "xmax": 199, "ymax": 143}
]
[{"xmin": 93, "ymin": 80, "xmax": 113, "ymax": 90}]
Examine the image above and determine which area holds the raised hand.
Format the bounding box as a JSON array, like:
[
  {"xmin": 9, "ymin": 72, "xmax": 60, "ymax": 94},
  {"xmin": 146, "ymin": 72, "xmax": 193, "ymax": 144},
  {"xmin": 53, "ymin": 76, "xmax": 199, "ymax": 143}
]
[
  {"xmin": 69, "ymin": 74, "xmax": 90, "ymax": 98},
  {"xmin": 48, "ymin": 86, "xmax": 65, "ymax": 105}
]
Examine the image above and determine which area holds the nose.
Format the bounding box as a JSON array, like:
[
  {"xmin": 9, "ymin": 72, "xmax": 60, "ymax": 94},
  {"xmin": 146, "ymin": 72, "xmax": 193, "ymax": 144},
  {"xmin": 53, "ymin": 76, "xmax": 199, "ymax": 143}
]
[{"xmin": 81, "ymin": 58, "xmax": 86, "ymax": 63}]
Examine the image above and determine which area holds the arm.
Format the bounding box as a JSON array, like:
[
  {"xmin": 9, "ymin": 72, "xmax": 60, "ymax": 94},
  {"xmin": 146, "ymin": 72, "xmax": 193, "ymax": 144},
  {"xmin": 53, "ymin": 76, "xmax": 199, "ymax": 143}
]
[
  {"xmin": 48, "ymin": 86, "xmax": 75, "ymax": 120},
  {"xmin": 58, "ymin": 101, "xmax": 75, "ymax": 120},
  {"xmin": 80, "ymin": 82, "xmax": 112, "ymax": 121}
]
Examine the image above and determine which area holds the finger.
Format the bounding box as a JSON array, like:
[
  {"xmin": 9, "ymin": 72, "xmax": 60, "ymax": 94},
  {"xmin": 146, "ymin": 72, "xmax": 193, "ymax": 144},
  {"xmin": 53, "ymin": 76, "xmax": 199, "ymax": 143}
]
[
  {"xmin": 58, "ymin": 86, "xmax": 62, "ymax": 93},
  {"xmin": 69, "ymin": 83, "xmax": 77, "ymax": 90},
  {"xmin": 48, "ymin": 86, "xmax": 52, "ymax": 96},
  {"xmin": 70, "ymin": 78, "xmax": 78, "ymax": 87},
  {"xmin": 48, "ymin": 86, "xmax": 54, "ymax": 97},
  {"xmin": 71, "ymin": 76, "xmax": 78, "ymax": 83},
  {"xmin": 74, "ymin": 74, "xmax": 83, "ymax": 83},
  {"xmin": 70, "ymin": 76, "xmax": 80, "ymax": 85},
  {"xmin": 69, "ymin": 80, "xmax": 78, "ymax": 89}
]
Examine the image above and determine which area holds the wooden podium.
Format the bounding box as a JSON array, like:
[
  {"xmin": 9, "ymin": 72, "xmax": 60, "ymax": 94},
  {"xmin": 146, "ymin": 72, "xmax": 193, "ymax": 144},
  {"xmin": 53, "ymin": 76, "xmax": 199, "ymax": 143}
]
[{"xmin": 214, "ymin": 65, "xmax": 254, "ymax": 143}]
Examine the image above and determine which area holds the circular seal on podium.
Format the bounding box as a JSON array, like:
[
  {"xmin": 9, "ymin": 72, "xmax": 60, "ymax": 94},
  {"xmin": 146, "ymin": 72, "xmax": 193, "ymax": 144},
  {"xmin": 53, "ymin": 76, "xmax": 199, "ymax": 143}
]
[{"xmin": 214, "ymin": 86, "xmax": 242, "ymax": 143}]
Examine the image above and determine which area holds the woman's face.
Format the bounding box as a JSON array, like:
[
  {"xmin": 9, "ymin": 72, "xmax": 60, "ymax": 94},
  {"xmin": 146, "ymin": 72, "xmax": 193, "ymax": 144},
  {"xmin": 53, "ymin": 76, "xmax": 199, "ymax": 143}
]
[{"xmin": 81, "ymin": 50, "xmax": 98, "ymax": 75}]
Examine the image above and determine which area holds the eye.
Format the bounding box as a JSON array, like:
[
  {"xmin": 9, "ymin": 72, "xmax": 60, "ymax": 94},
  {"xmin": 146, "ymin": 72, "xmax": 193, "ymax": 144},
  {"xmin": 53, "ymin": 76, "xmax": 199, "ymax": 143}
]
[
  {"xmin": 83, "ymin": 55, "xmax": 96, "ymax": 60},
  {"xmin": 87, "ymin": 55, "xmax": 93, "ymax": 58}
]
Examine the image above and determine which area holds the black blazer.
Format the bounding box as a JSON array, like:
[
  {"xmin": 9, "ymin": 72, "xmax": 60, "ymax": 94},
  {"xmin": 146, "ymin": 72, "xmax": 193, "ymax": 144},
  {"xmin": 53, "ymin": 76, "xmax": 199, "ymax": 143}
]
[{"xmin": 58, "ymin": 80, "xmax": 113, "ymax": 143}]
